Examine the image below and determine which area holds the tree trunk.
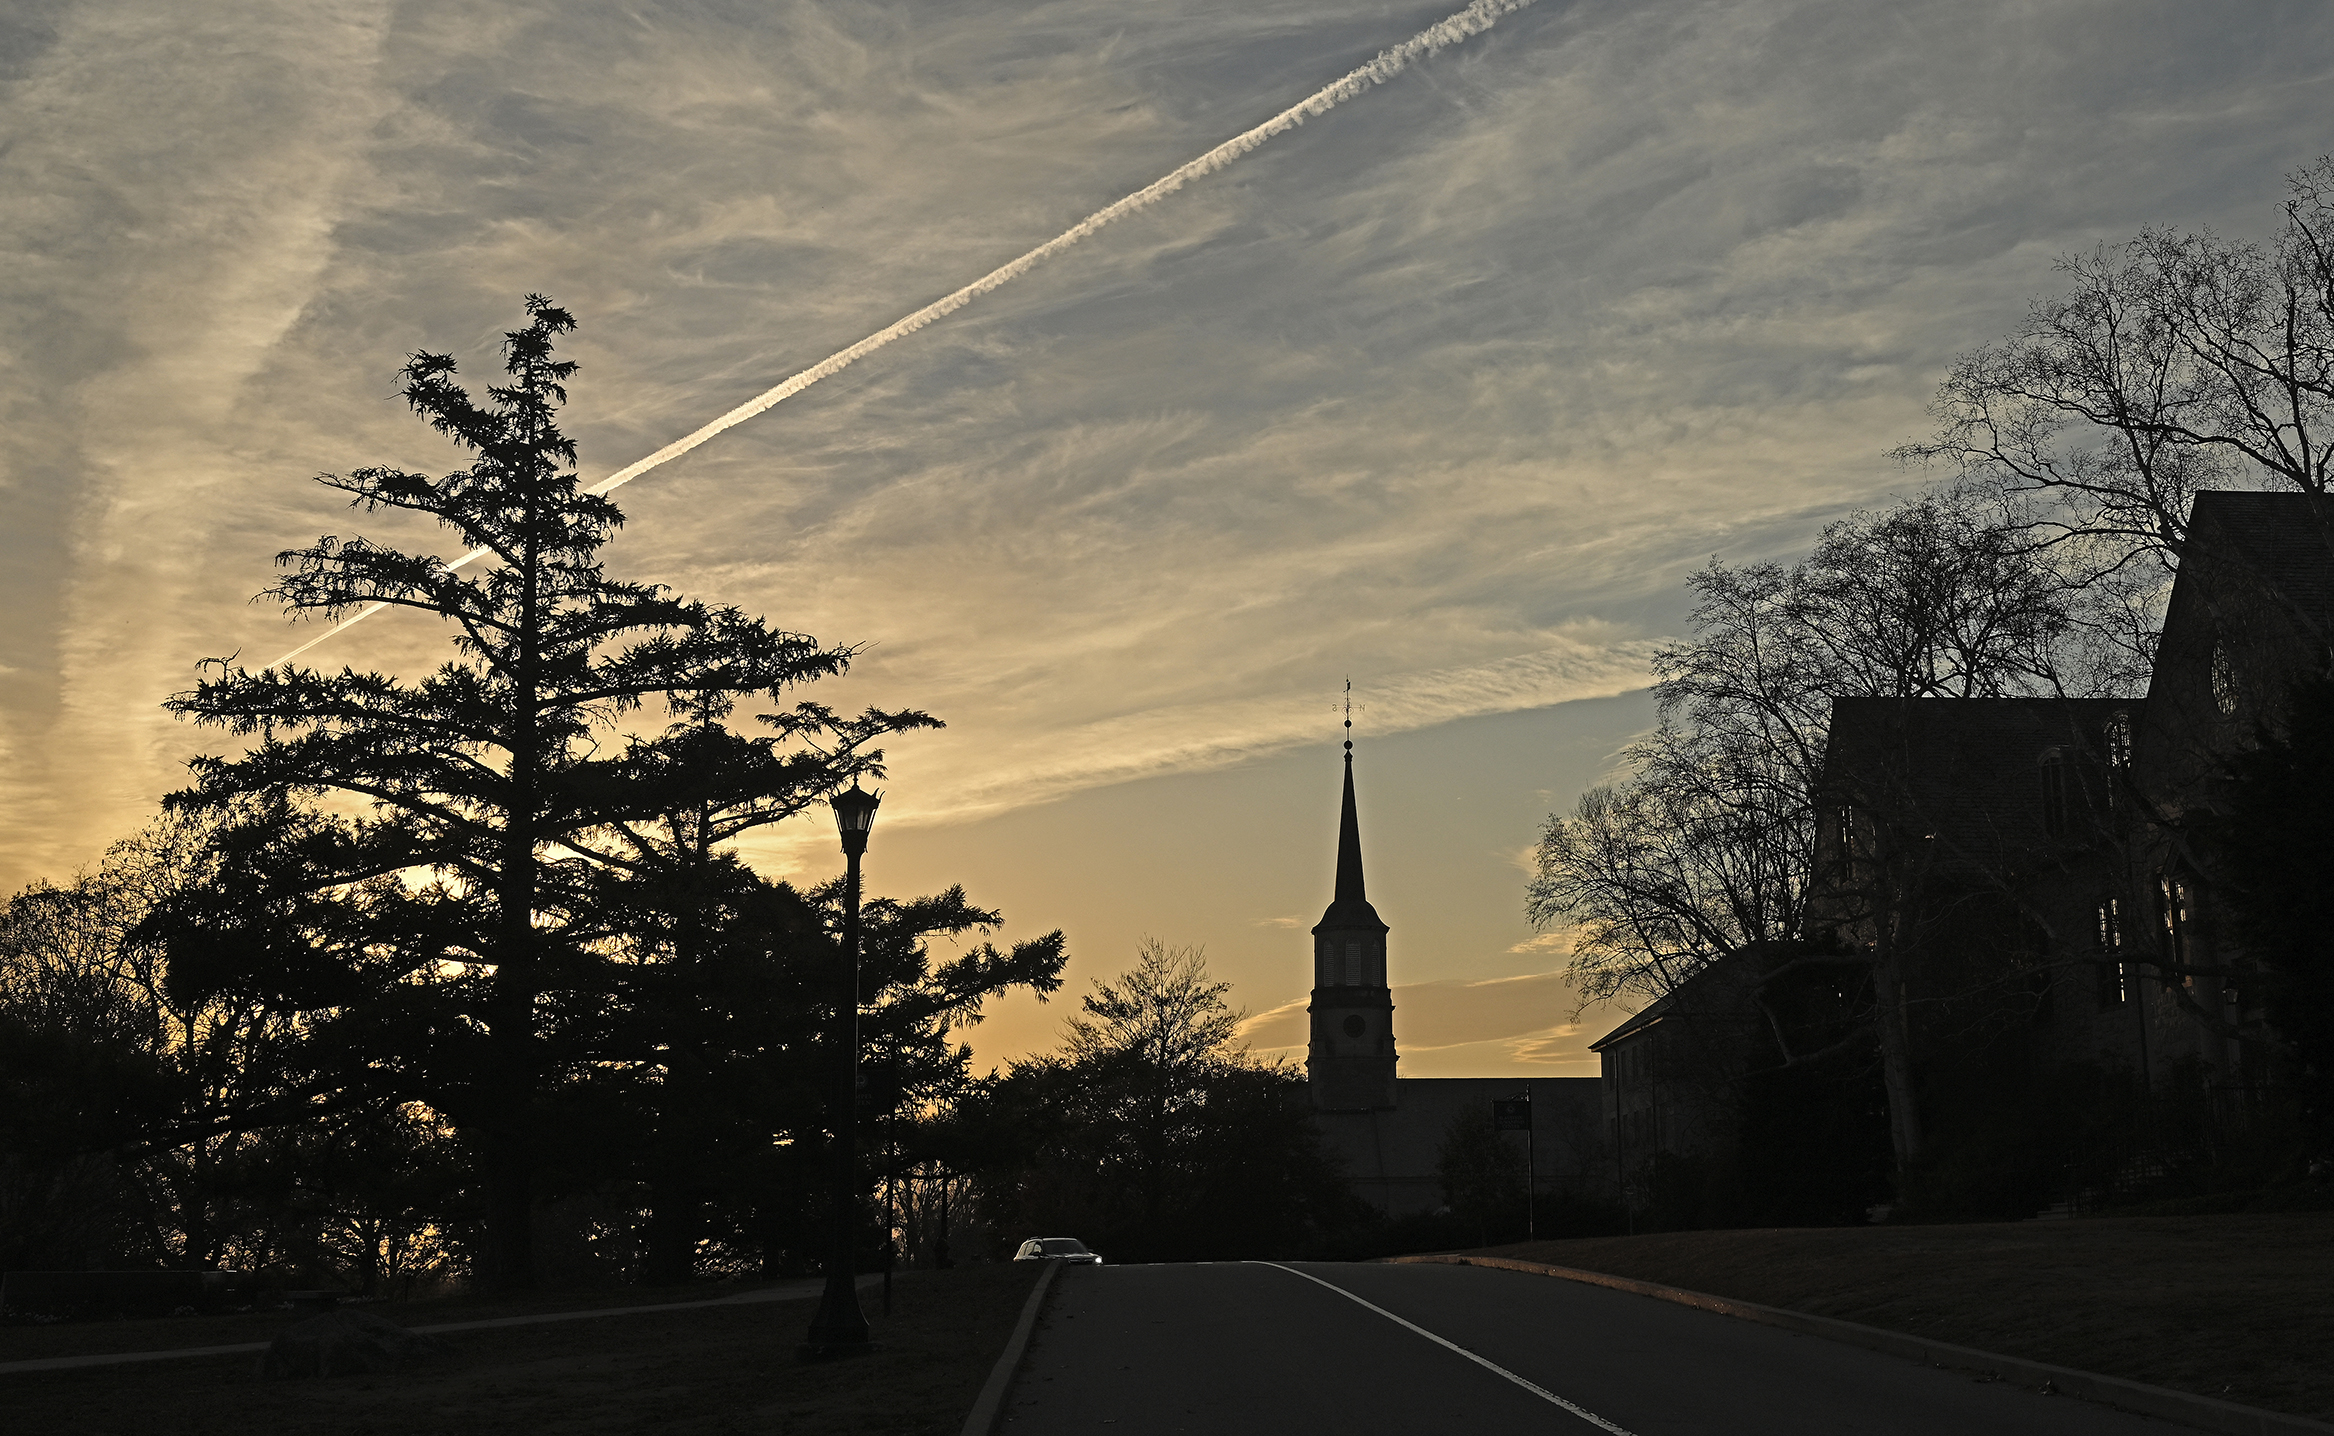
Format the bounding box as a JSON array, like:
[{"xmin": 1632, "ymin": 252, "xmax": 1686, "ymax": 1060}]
[
  {"xmin": 1870, "ymin": 937, "xmax": 1925, "ymax": 1204},
  {"xmin": 643, "ymin": 1189, "xmax": 700, "ymax": 1286},
  {"xmin": 481, "ymin": 1117, "xmax": 534, "ymax": 1289},
  {"xmin": 484, "ymin": 503, "xmax": 546, "ymax": 1294}
]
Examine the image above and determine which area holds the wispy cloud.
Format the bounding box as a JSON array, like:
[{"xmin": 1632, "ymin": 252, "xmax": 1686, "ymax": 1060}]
[
  {"xmin": 1506, "ymin": 929, "xmax": 1573, "ymax": 955},
  {"xmin": 6, "ymin": 0, "xmax": 2328, "ymax": 1001},
  {"xmin": 736, "ymin": 630, "xmax": 1658, "ymax": 872},
  {"xmin": 1239, "ymin": 967, "xmax": 1582, "ymax": 1058},
  {"xmin": 1238, "ymin": 994, "xmax": 1311, "ymax": 1049}
]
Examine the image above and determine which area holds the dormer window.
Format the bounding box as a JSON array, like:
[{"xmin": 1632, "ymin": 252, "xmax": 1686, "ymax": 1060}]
[{"xmin": 2040, "ymin": 749, "xmax": 2070, "ymax": 837}]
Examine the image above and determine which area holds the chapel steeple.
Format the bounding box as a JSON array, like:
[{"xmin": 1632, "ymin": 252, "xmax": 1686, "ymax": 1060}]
[
  {"xmin": 1306, "ymin": 698, "xmax": 1396, "ymax": 1111},
  {"xmin": 1317, "ymin": 746, "xmax": 1384, "ymax": 932}
]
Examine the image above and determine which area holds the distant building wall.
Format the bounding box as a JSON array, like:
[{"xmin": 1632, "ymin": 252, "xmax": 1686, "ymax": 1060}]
[{"xmin": 1311, "ymin": 1076, "xmax": 1607, "ymax": 1217}]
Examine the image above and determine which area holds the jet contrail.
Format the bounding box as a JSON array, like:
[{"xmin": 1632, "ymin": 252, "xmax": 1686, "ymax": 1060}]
[{"xmin": 267, "ymin": 0, "xmax": 1541, "ymax": 671}]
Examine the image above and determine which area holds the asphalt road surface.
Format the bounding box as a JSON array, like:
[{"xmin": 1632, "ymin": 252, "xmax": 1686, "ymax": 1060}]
[{"xmin": 1003, "ymin": 1261, "xmax": 2192, "ymax": 1434}]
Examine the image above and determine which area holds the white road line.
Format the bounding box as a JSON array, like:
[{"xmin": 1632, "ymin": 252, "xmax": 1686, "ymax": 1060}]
[{"xmin": 1253, "ymin": 1262, "xmax": 1638, "ymax": 1435}]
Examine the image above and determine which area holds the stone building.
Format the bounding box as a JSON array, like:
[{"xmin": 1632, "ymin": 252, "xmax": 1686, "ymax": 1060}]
[{"xmin": 1585, "ymin": 490, "xmax": 2334, "ymax": 1207}]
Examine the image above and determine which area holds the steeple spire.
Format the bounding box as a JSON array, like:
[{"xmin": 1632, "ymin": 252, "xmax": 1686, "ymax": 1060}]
[
  {"xmin": 1315, "ymin": 683, "xmax": 1385, "ymax": 935},
  {"xmin": 1336, "ymin": 680, "xmax": 1367, "ymax": 904},
  {"xmin": 1334, "ymin": 745, "xmax": 1367, "ymax": 904},
  {"xmin": 1308, "ymin": 681, "xmax": 1393, "ymax": 1111}
]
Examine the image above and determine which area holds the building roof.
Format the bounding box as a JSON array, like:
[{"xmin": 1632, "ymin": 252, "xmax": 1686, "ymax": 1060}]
[
  {"xmin": 2184, "ymin": 490, "xmax": 2334, "ymax": 621},
  {"xmin": 1584, "ymin": 949, "xmax": 1771, "ymax": 1052},
  {"xmin": 1821, "ymin": 696, "xmax": 2137, "ymax": 863},
  {"xmin": 1586, "ymin": 998, "xmax": 1668, "ymax": 1052}
]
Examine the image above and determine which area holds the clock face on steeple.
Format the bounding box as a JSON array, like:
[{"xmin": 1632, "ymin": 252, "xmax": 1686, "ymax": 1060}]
[{"xmin": 1342, "ymin": 1014, "xmax": 1366, "ymax": 1038}]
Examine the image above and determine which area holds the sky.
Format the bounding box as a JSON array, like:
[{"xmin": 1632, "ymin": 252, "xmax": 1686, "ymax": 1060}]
[{"xmin": 2, "ymin": 0, "xmax": 2329, "ymax": 1078}]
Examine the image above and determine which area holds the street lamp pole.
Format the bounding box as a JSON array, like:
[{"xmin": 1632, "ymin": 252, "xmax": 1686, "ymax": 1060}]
[{"xmin": 804, "ymin": 781, "xmax": 881, "ymax": 1357}]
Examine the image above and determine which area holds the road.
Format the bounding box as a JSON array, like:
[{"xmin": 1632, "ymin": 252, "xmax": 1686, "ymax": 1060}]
[{"xmin": 1003, "ymin": 1261, "xmax": 2191, "ymax": 1434}]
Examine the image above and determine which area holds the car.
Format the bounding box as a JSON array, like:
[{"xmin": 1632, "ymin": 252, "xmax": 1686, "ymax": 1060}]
[{"xmin": 1013, "ymin": 1236, "xmax": 1103, "ymax": 1265}]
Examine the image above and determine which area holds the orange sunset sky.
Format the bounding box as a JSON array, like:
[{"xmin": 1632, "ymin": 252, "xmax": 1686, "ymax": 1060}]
[{"xmin": 4, "ymin": 0, "xmax": 2329, "ymax": 1076}]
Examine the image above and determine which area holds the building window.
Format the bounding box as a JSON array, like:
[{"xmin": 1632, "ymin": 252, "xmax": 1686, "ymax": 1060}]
[
  {"xmin": 2105, "ymin": 710, "xmax": 2133, "ymax": 769},
  {"xmin": 2157, "ymin": 875, "xmax": 2194, "ymax": 988},
  {"xmin": 2211, "ymin": 642, "xmax": 2241, "ymax": 717},
  {"xmin": 2040, "ymin": 749, "xmax": 2070, "ymax": 837},
  {"xmin": 2095, "ymin": 897, "xmax": 2126, "ymax": 1008}
]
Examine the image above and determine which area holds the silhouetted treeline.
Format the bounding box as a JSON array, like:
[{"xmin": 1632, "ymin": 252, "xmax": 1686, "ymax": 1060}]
[
  {"xmin": 950, "ymin": 941, "xmax": 1364, "ymax": 1264},
  {"xmin": 1, "ymin": 299, "xmax": 1080, "ymax": 1293},
  {"xmin": 0, "ymin": 808, "xmax": 1070, "ymax": 1288}
]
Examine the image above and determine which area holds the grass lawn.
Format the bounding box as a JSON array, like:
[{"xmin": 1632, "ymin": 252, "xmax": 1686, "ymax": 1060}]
[
  {"xmin": 1, "ymin": 1263, "xmax": 1040, "ymax": 1435},
  {"xmin": 0, "ymin": 1277, "xmax": 824, "ymax": 1363},
  {"xmin": 1470, "ymin": 1212, "xmax": 2334, "ymax": 1423}
]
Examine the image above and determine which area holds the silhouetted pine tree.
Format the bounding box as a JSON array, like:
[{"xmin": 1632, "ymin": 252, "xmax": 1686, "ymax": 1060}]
[{"xmin": 162, "ymin": 297, "xmax": 929, "ymax": 1290}]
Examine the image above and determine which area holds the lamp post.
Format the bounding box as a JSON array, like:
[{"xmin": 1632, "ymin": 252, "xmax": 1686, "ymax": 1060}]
[{"xmin": 803, "ymin": 781, "xmax": 881, "ymax": 1357}]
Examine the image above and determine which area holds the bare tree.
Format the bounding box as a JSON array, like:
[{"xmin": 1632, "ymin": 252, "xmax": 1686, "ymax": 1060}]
[
  {"xmin": 1900, "ymin": 156, "xmax": 2334, "ymax": 563},
  {"xmin": 977, "ymin": 939, "xmax": 1344, "ymax": 1260},
  {"xmin": 1532, "ymin": 726, "xmax": 1811, "ymax": 1011},
  {"xmin": 1530, "ymin": 488, "xmax": 2111, "ymax": 1190},
  {"xmin": 1531, "ymin": 486, "xmax": 2087, "ymax": 1004},
  {"xmin": 0, "ymin": 809, "xmax": 322, "ymax": 1270},
  {"xmin": 1061, "ymin": 939, "xmax": 1246, "ymax": 1099}
]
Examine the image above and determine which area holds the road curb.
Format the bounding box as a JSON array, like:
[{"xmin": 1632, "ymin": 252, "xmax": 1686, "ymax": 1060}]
[
  {"xmin": 1387, "ymin": 1254, "xmax": 2333, "ymax": 1436},
  {"xmin": 959, "ymin": 1260, "xmax": 1061, "ymax": 1436}
]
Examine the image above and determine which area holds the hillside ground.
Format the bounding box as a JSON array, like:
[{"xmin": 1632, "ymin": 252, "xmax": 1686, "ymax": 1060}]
[
  {"xmin": 0, "ymin": 1263, "xmax": 1038, "ymax": 1436},
  {"xmin": 1468, "ymin": 1212, "xmax": 2334, "ymax": 1422}
]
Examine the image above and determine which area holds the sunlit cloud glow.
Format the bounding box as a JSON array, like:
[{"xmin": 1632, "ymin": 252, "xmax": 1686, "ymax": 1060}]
[
  {"xmin": 1242, "ymin": 968, "xmax": 1584, "ymax": 1064},
  {"xmin": 261, "ymin": 0, "xmax": 1544, "ymax": 669},
  {"xmin": 5, "ymin": 0, "xmax": 2326, "ymax": 1075}
]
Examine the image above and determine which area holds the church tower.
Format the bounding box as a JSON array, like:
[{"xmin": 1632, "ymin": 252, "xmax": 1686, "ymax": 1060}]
[{"xmin": 1308, "ymin": 733, "xmax": 1397, "ymax": 1111}]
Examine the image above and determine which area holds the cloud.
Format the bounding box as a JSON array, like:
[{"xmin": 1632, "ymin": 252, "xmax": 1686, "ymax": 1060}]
[
  {"xmin": 894, "ymin": 633, "xmax": 1662, "ymax": 824},
  {"xmin": 1238, "ymin": 995, "xmax": 1311, "ymax": 1050},
  {"xmin": 735, "ymin": 630, "xmax": 1658, "ymax": 873},
  {"xmin": 6, "ymin": 0, "xmax": 2329, "ymax": 934},
  {"xmin": 1505, "ymin": 929, "xmax": 1573, "ymax": 955},
  {"xmin": 1422, "ymin": 1028, "xmax": 1601, "ymax": 1073},
  {"xmin": 1507, "ymin": 840, "xmax": 1554, "ymax": 876},
  {"xmin": 1239, "ymin": 967, "xmax": 1583, "ymax": 1058},
  {"xmin": 0, "ymin": 0, "xmax": 398, "ymax": 880}
]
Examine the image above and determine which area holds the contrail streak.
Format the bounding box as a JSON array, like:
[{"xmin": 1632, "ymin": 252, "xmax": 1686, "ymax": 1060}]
[{"xmin": 266, "ymin": 0, "xmax": 1541, "ymax": 671}]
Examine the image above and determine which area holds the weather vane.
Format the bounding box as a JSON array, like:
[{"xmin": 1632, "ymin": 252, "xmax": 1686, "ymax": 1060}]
[{"xmin": 1343, "ymin": 678, "xmax": 1353, "ymax": 753}]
